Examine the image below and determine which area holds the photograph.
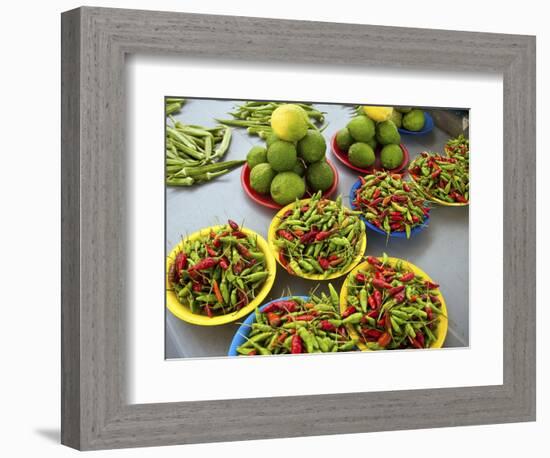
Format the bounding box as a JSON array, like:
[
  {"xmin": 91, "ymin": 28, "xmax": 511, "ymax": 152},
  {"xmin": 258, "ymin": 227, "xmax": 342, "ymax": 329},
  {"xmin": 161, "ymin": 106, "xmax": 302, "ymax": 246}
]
[{"xmin": 164, "ymin": 98, "xmax": 470, "ymax": 358}]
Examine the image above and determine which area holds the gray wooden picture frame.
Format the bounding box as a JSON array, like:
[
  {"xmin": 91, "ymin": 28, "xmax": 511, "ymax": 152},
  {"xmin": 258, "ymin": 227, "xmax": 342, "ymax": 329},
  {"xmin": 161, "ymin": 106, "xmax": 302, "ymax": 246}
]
[{"xmin": 61, "ymin": 6, "xmax": 536, "ymax": 451}]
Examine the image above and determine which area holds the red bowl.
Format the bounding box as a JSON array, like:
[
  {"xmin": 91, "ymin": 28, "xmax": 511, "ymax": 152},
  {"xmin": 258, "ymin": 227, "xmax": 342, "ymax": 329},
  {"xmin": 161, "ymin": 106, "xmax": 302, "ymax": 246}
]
[
  {"xmin": 331, "ymin": 133, "xmax": 409, "ymax": 174},
  {"xmin": 241, "ymin": 159, "xmax": 339, "ymax": 210}
]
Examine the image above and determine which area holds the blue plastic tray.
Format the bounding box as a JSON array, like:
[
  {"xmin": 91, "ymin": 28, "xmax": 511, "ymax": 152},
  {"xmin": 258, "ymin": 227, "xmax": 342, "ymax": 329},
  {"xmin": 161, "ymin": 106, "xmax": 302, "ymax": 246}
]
[
  {"xmin": 349, "ymin": 179, "xmax": 429, "ymax": 239},
  {"xmin": 398, "ymin": 111, "xmax": 434, "ymax": 135},
  {"xmin": 227, "ymin": 296, "xmax": 309, "ymax": 356}
]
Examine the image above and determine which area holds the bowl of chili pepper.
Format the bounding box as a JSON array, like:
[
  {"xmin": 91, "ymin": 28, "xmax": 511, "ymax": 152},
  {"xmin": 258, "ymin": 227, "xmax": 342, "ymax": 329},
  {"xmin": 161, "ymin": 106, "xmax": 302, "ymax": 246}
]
[
  {"xmin": 240, "ymin": 160, "xmax": 339, "ymax": 210},
  {"xmin": 268, "ymin": 192, "xmax": 367, "ymax": 280},
  {"xmin": 166, "ymin": 221, "xmax": 277, "ymax": 326},
  {"xmin": 397, "ymin": 111, "xmax": 434, "ymax": 135},
  {"xmin": 339, "ymin": 254, "xmax": 448, "ymax": 351},
  {"xmin": 408, "ymin": 152, "xmax": 469, "ymax": 207},
  {"xmin": 349, "ymin": 174, "xmax": 430, "ymax": 239},
  {"xmin": 331, "ymin": 134, "xmax": 410, "ymax": 175},
  {"xmin": 228, "ymin": 287, "xmax": 358, "ymax": 356}
]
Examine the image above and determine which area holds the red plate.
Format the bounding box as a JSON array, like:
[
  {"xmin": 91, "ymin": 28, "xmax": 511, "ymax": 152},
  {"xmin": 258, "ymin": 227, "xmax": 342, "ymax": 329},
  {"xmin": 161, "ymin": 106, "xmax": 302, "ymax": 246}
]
[
  {"xmin": 241, "ymin": 159, "xmax": 339, "ymax": 210},
  {"xmin": 331, "ymin": 133, "xmax": 409, "ymax": 174}
]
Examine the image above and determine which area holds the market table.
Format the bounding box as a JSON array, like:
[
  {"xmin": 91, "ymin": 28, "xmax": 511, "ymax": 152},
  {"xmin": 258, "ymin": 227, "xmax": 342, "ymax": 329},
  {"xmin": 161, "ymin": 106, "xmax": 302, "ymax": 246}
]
[{"xmin": 166, "ymin": 100, "xmax": 469, "ymax": 358}]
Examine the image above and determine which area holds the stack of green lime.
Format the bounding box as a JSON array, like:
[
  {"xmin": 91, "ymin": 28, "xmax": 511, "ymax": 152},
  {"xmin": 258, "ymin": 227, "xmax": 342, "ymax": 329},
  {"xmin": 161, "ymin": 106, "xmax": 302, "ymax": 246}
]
[
  {"xmin": 246, "ymin": 104, "xmax": 335, "ymax": 206},
  {"xmin": 335, "ymin": 107, "xmax": 404, "ymax": 170}
]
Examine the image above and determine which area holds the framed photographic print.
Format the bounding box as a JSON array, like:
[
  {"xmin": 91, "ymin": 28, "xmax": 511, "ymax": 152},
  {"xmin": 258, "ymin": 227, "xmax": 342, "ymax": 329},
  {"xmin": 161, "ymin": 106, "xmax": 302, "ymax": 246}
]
[{"xmin": 61, "ymin": 6, "xmax": 536, "ymax": 450}]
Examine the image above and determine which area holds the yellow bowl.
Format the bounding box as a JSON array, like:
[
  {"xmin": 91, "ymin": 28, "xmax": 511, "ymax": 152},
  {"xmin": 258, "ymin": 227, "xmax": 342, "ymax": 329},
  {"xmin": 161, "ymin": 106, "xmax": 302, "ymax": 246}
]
[
  {"xmin": 339, "ymin": 257, "xmax": 448, "ymax": 350},
  {"xmin": 166, "ymin": 225, "xmax": 276, "ymax": 326},
  {"xmin": 409, "ymin": 173, "xmax": 468, "ymax": 207},
  {"xmin": 268, "ymin": 198, "xmax": 367, "ymax": 280}
]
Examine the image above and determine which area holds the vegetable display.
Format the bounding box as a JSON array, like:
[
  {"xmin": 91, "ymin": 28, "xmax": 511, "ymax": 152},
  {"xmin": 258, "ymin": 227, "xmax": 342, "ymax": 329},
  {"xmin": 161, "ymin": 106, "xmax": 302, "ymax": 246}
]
[
  {"xmin": 217, "ymin": 101, "xmax": 326, "ymax": 138},
  {"xmin": 408, "ymin": 151, "xmax": 469, "ymax": 204},
  {"xmin": 165, "ymin": 99, "xmax": 244, "ymax": 187},
  {"xmin": 167, "ymin": 220, "xmax": 272, "ymax": 317},
  {"xmin": 352, "ymin": 171, "xmax": 430, "ymax": 238},
  {"xmin": 342, "ymin": 254, "xmax": 446, "ymax": 350},
  {"xmin": 235, "ymin": 286, "xmax": 357, "ymax": 355},
  {"xmin": 270, "ymin": 192, "xmax": 366, "ymax": 278}
]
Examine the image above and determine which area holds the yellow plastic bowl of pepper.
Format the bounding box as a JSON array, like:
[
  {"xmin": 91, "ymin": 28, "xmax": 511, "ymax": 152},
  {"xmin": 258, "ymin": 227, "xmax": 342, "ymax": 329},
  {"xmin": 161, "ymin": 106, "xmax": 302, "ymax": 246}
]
[
  {"xmin": 268, "ymin": 198, "xmax": 367, "ymax": 281},
  {"xmin": 166, "ymin": 225, "xmax": 276, "ymax": 326},
  {"xmin": 339, "ymin": 257, "xmax": 448, "ymax": 350}
]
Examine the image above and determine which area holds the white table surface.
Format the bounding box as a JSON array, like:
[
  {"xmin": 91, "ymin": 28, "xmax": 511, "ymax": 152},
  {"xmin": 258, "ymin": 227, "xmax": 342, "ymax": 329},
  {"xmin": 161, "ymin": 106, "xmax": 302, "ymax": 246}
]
[{"xmin": 166, "ymin": 100, "xmax": 469, "ymax": 358}]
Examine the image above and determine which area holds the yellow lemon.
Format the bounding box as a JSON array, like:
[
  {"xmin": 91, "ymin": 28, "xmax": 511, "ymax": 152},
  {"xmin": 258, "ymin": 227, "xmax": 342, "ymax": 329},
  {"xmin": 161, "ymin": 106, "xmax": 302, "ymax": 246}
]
[
  {"xmin": 270, "ymin": 104, "xmax": 309, "ymax": 142},
  {"xmin": 362, "ymin": 106, "xmax": 394, "ymax": 122}
]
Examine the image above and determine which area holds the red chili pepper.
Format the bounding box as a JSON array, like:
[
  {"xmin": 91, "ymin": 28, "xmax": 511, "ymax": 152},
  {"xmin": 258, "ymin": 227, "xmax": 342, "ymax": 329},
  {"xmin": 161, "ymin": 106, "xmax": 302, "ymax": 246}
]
[
  {"xmin": 390, "ymin": 222, "xmax": 403, "ymax": 231},
  {"xmin": 212, "ymin": 237, "xmax": 222, "ymax": 248},
  {"xmin": 315, "ymin": 230, "xmax": 333, "ymax": 241},
  {"xmin": 390, "ymin": 213, "xmax": 404, "ymax": 222},
  {"xmin": 204, "ymin": 304, "xmax": 214, "ymax": 318},
  {"xmin": 263, "ymin": 300, "xmax": 298, "ymax": 314},
  {"xmin": 277, "ymin": 229, "xmax": 294, "ymax": 241},
  {"xmin": 372, "ymin": 188, "xmax": 381, "ymax": 199},
  {"xmin": 293, "ymin": 314, "xmax": 316, "ymax": 321},
  {"xmin": 355, "ymin": 273, "xmax": 366, "ymax": 283},
  {"xmin": 452, "ymin": 192, "xmax": 468, "ymax": 203},
  {"xmin": 231, "ymin": 230, "xmax": 247, "ymax": 239},
  {"xmin": 388, "ymin": 285, "xmax": 405, "ymax": 296},
  {"xmin": 318, "ymin": 257, "xmax": 330, "ymax": 270},
  {"xmin": 425, "ymin": 281, "xmax": 440, "ymax": 289},
  {"xmin": 425, "ymin": 306, "xmax": 434, "ymax": 321},
  {"xmin": 368, "ymin": 295, "xmax": 377, "ymax": 309},
  {"xmin": 219, "ymin": 256, "xmax": 229, "ymax": 270},
  {"xmin": 377, "ymin": 332, "xmax": 392, "ymax": 347},
  {"xmin": 370, "ymin": 197, "xmax": 383, "ymax": 206},
  {"xmin": 359, "ymin": 176, "xmax": 366, "ymax": 185},
  {"xmin": 192, "ymin": 282, "xmax": 202, "ymax": 292},
  {"xmin": 283, "ymin": 209, "xmax": 293, "ymax": 218},
  {"xmin": 319, "ymin": 320, "xmax": 336, "ymax": 332},
  {"xmin": 408, "ymin": 336, "xmax": 423, "ymax": 349},
  {"xmin": 175, "ymin": 252, "xmax": 188, "ymax": 272},
  {"xmin": 267, "ymin": 312, "xmax": 281, "ymax": 327},
  {"xmin": 342, "ymin": 306, "xmax": 357, "ymax": 318},
  {"xmin": 300, "ymin": 230, "xmax": 318, "ymax": 244},
  {"xmin": 247, "ymin": 349, "xmax": 257, "ymax": 356},
  {"xmin": 391, "ymin": 195, "xmax": 408, "ymax": 203},
  {"xmin": 189, "ymin": 257, "xmax": 218, "ymax": 271},
  {"xmin": 411, "ymin": 215, "xmax": 420, "ymax": 224},
  {"xmin": 377, "ymin": 317, "xmax": 385, "ymax": 327},
  {"xmin": 399, "ymin": 272, "xmax": 414, "ymax": 282},
  {"xmin": 403, "ymin": 182, "xmax": 411, "ymax": 192},
  {"xmin": 431, "ymin": 168, "xmax": 442, "ymax": 179},
  {"xmin": 205, "ymin": 244, "xmax": 218, "ymax": 257},
  {"xmin": 236, "ymin": 243, "xmax": 253, "ymax": 260},
  {"xmin": 394, "ymin": 292, "xmax": 405, "ymax": 304},
  {"xmin": 233, "ymin": 260, "xmax": 244, "ymax": 274},
  {"xmin": 227, "ymin": 219, "xmax": 239, "ymax": 231},
  {"xmin": 277, "ymin": 332, "xmax": 288, "ymax": 345},
  {"xmin": 329, "ymin": 257, "xmax": 343, "ymax": 267},
  {"xmin": 415, "ymin": 331, "xmax": 425, "ymax": 348},
  {"xmin": 328, "ymin": 254, "xmax": 340, "ymax": 262},
  {"xmin": 236, "ymin": 290, "xmax": 249, "ymax": 310},
  {"xmin": 300, "ymin": 205, "xmax": 309, "ymax": 213},
  {"xmin": 373, "ymin": 290, "xmax": 382, "ymax": 308},
  {"xmin": 363, "ymin": 328, "xmax": 383, "ymax": 339},
  {"xmin": 382, "ymin": 196, "xmax": 392, "ymax": 207},
  {"xmin": 372, "ymin": 278, "xmax": 393, "ymax": 290},
  {"xmin": 367, "ymin": 310, "xmax": 378, "ymax": 318},
  {"xmin": 429, "ymin": 295, "xmax": 441, "ymax": 303},
  {"xmin": 291, "ymin": 335, "xmax": 303, "ymax": 354}
]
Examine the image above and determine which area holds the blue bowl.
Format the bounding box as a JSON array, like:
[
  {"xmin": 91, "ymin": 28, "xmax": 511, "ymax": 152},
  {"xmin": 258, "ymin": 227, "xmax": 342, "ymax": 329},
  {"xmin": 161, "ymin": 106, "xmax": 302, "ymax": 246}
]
[
  {"xmin": 227, "ymin": 296, "xmax": 309, "ymax": 356},
  {"xmin": 398, "ymin": 111, "xmax": 434, "ymax": 136},
  {"xmin": 349, "ymin": 179, "xmax": 429, "ymax": 239}
]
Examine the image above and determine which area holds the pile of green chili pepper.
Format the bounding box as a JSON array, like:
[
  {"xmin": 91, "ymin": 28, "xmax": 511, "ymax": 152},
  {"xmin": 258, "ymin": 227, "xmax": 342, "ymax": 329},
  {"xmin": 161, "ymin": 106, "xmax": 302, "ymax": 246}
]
[
  {"xmin": 168, "ymin": 220, "xmax": 270, "ymax": 317},
  {"xmin": 216, "ymin": 101, "xmax": 326, "ymax": 138},
  {"xmin": 165, "ymin": 100, "xmax": 245, "ymax": 187},
  {"xmin": 444, "ymin": 134, "xmax": 469, "ymax": 169},
  {"xmin": 352, "ymin": 171, "xmax": 430, "ymax": 238},
  {"xmin": 272, "ymin": 192, "xmax": 365, "ymax": 277},
  {"xmin": 236, "ymin": 285, "xmax": 357, "ymax": 356},
  {"xmin": 408, "ymin": 152, "xmax": 469, "ymax": 204},
  {"xmin": 344, "ymin": 254, "xmax": 444, "ymax": 350}
]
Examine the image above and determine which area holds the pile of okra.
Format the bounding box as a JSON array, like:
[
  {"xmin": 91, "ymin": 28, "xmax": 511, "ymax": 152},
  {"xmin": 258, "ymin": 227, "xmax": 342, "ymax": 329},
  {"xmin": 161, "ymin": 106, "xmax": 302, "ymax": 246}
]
[
  {"xmin": 168, "ymin": 220, "xmax": 269, "ymax": 317},
  {"xmin": 273, "ymin": 192, "xmax": 365, "ymax": 276},
  {"xmin": 236, "ymin": 285, "xmax": 357, "ymax": 355},
  {"xmin": 344, "ymin": 254, "xmax": 444, "ymax": 350}
]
